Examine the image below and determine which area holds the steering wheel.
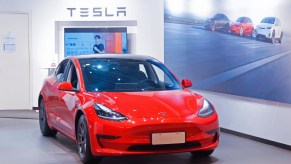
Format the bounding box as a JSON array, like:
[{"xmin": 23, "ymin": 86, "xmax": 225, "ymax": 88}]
[{"xmin": 136, "ymin": 79, "xmax": 157, "ymax": 90}]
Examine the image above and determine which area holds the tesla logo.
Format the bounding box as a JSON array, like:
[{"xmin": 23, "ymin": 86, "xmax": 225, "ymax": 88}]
[
  {"xmin": 158, "ymin": 112, "xmax": 167, "ymax": 116},
  {"xmin": 67, "ymin": 7, "xmax": 127, "ymax": 17}
]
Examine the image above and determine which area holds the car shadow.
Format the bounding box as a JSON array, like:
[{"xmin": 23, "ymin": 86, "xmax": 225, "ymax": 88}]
[
  {"xmin": 101, "ymin": 153, "xmax": 219, "ymax": 164},
  {"xmin": 44, "ymin": 133, "xmax": 219, "ymax": 164}
]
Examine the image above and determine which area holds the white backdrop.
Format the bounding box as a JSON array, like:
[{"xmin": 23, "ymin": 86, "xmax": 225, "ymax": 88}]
[{"xmin": 0, "ymin": 0, "xmax": 164, "ymax": 107}]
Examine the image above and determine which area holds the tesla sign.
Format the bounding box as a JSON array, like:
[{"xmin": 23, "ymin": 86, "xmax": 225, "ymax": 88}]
[{"xmin": 67, "ymin": 7, "xmax": 127, "ymax": 17}]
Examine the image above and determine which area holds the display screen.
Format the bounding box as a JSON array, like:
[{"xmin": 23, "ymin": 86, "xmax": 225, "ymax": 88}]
[
  {"xmin": 64, "ymin": 28, "xmax": 127, "ymax": 56},
  {"xmin": 164, "ymin": 0, "xmax": 291, "ymax": 104}
]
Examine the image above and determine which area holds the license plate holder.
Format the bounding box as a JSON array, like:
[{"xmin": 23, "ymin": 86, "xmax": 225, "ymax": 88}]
[{"xmin": 151, "ymin": 132, "xmax": 186, "ymax": 145}]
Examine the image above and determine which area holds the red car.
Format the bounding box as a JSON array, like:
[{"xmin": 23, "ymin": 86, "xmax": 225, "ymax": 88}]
[
  {"xmin": 38, "ymin": 54, "xmax": 219, "ymax": 163},
  {"xmin": 230, "ymin": 17, "xmax": 254, "ymax": 37}
]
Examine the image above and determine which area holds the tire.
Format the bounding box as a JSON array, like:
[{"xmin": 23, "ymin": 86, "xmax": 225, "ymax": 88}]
[
  {"xmin": 77, "ymin": 115, "xmax": 102, "ymax": 164},
  {"xmin": 191, "ymin": 149, "xmax": 215, "ymax": 157},
  {"xmin": 279, "ymin": 32, "xmax": 283, "ymax": 43},
  {"xmin": 239, "ymin": 27, "xmax": 244, "ymax": 37},
  {"xmin": 211, "ymin": 23, "xmax": 216, "ymax": 32},
  {"xmin": 270, "ymin": 31, "xmax": 275, "ymax": 44},
  {"xmin": 225, "ymin": 24, "xmax": 230, "ymax": 33},
  {"xmin": 251, "ymin": 28, "xmax": 255, "ymax": 38},
  {"xmin": 39, "ymin": 99, "xmax": 57, "ymax": 136}
]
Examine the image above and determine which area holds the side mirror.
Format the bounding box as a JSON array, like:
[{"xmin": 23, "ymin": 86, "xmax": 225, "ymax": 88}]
[
  {"xmin": 57, "ymin": 82, "xmax": 73, "ymax": 91},
  {"xmin": 182, "ymin": 79, "xmax": 192, "ymax": 88}
]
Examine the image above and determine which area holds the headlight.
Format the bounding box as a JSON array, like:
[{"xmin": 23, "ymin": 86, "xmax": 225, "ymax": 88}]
[
  {"xmin": 94, "ymin": 103, "xmax": 127, "ymax": 121},
  {"xmin": 198, "ymin": 99, "xmax": 214, "ymax": 117}
]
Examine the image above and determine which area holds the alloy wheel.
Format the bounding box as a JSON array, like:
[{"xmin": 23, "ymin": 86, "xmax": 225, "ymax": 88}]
[
  {"xmin": 211, "ymin": 23, "xmax": 215, "ymax": 32},
  {"xmin": 77, "ymin": 121, "xmax": 87, "ymax": 159},
  {"xmin": 239, "ymin": 27, "xmax": 243, "ymax": 37}
]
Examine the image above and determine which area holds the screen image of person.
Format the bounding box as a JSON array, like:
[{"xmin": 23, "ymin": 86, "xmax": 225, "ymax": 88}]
[{"xmin": 93, "ymin": 35, "xmax": 105, "ymax": 54}]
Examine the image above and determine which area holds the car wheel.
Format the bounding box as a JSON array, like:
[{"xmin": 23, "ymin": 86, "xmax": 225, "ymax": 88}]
[
  {"xmin": 239, "ymin": 27, "xmax": 244, "ymax": 37},
  {"xmin": 191, "ymin": 149, "xmax": 215, "ymax": 157},
  {"xmin": 77, "ymin": 115, "xmax": 102, "ymax": 164},
  {"xmin": 211, "ymin": 23, "xmax": 216, "ymax": 32},
  {"xmin": 270, "ymin": 31, "xmax": 275, "ymax": 44},
  {"xmin": 251, "ymin": 28, "xmax": 255, "ymax": 38},
  {"xmin": 39, "ymin": 99, "xmax": 57, "ymax": 136},
  {"xmin": 279, "ymin": 32, "xmax": 283, "ymax": 44}
]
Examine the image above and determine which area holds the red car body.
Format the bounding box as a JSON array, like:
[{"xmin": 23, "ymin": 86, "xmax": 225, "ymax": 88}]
[
  {"xmin": 39, "ymin": 54, "xmax": 219, "ymax": 163},
  {"xmin": 230, "ymin": 17, "xmax": 254, "ymax": 36}
]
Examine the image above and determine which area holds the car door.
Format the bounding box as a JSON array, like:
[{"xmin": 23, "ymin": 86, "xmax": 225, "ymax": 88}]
[
  {"xmin": 46, "ymin": 59, "xmax": 70, "ymax": 126},
  {"xmin": 220, "ymin": 14, "xmax": 229, "ymax": 29},
  {"xmin": 244, "ymin": 18, "xmax": 253, "ymax": 35},
  {"xmin": 216, "ymin": 14, "xmax": 223, "ymax": 28},
  {"xmin": 55, "ymin": 60, "xmax": 80, "ymax": 137},
  {"xmin": 221, "ymin": 15, "xmax": 229, "ymax": 27}
]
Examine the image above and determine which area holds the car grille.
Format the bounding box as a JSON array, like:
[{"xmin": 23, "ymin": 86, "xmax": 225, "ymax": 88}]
[{"xmin": 127, "ymin": 141, "xmax": 201, "ymax": 151}]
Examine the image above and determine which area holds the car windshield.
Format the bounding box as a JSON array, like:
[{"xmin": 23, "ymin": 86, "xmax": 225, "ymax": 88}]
[
  {"xmin": 261, "ymin": 17, "xmax": 275, "ymax": 24},
  {"xmin": 236, "ymin": 17, "xmax": 245, "ymax": 23},
  {"xmin": 213, "ymin": 14, "xmax": 220, "ymax": 19},
  {"xmin": 78, "ymin": 58, "xmax": 182, "ymax": 92}
]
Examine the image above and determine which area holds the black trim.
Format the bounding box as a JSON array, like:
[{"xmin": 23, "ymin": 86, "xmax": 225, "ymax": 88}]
[
  {"xmin": 221, "ymin": 128, "xmax": 291, "ymax": 151},
  {"xmin": 207, "ymin": 128, "xmax": 220, "ymax": 134},
  {"xmin": 97, "ymin": 134, "xmax": 120, "ymax": 140},
  {"xmin": 127, "ymin": 141, "xmax": 201, "ymax": 151},
  {"xmin": 32, "ymin": 107, "xmax": 38, "ymax": 110},
  {"xmin": 65, "ymin": 27, "xmax": 127, "ymax": 33}
]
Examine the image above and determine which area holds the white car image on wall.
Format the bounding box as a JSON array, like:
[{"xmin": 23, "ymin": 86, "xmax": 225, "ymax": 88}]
[{"xmin": 255, "ymin": 17, "xmax": 283, "ymax": 44}]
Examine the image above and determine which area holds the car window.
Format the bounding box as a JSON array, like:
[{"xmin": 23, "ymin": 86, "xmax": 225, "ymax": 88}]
[
  {"xmin": 152, "ymin": 64, "xmax": 175, "ymax": 88},
  {"xmin": 67, "ymin": 63, "xmax": 79, "ymax": 89},
  {"xmin": 236, "ymin": 17, "xmax": 245, "ymax": 23},
  {"xmin": 55, "ymin": 60, "xmax": 69, "ymax": 82},
  {"xmin": 139, "ymin": 64, "xmax": 148, "ymax": 78},
  {"xmin": 62, "ymin": 60, "xmax": 72, "ymax": 82},
  {"xmin": 221, "ymin": 14, "xmax": 228, "ymax": 21},
  {"xmin": 78, "ymin": 58, "xmax": 182, "ymax": 92},
  {"xmin": 261, "ymin": 17, "xmax": 275, "ymax": 24},
  {"xmin": 246, "ymin": 18, "xmax": 252, "ymax": 23},
  {"xmin": 213, "ymin": 14, "xmax": 220, "ymax": 19}
]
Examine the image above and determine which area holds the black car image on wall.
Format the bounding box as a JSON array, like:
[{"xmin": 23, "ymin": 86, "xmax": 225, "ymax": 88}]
[{"xmin": 205, "ymin": 13, "xmax": 230, "ymax": 32}]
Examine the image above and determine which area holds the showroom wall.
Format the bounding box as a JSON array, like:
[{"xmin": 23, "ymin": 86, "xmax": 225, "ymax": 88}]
[{"xmin": 0, "ymin": 0, "xmax": 164, "ymax": 107}]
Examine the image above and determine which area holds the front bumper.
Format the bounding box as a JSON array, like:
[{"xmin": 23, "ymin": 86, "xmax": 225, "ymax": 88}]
[
  {"xmin": 86, "ymin": 112, "xmax": 219, "ymax": 156},
  {"xmin": 230, "ymin": 26, "xmax": 240, "ymax": 34},
  {"xmin": 256, "ymin": 28, "xmax": 272, "ymax": 39}
]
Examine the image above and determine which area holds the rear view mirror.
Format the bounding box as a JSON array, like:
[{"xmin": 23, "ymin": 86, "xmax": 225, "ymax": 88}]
[
  {"xmin": 182, "ymin": 79, "xmax": 192, "ymax": 88},
  {"xmin": 57, "ymin": 82, "xmax": 73, "ymax": 91}
]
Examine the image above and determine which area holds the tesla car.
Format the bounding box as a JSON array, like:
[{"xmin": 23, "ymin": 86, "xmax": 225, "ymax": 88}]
[
  {"xmin": 255, "ymin": 17, "xmax": 283, "ymax": 44},
  {"xmin": 230, "ymin": 17, "xmax": 254, "ymax": 37},
  {"xmin": 38, "ymin": 54, "xmax": 219, "ymax": 163},
  {"xmin": 205, "ymin": 13, "xmax": 230, "ymax": 32}
]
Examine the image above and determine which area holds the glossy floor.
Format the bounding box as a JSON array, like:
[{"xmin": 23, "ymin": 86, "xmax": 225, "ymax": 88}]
[{"xmin": 0, "ymin": 118, "xmax": 290, "ymax": 164}]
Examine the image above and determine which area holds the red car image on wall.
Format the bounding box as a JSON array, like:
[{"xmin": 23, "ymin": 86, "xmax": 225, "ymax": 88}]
[
  {"xmin": 38, "ymin": 54, "xmax": 219, "ymax": 163},
  {"xmin": 230, "ymin": 17, "xmax": 254, "ymax": 37}
]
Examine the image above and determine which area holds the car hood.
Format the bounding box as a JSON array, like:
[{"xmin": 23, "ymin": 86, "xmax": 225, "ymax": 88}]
[
  {"xmin": 87, "ymin": 90, "xmax": 204, "ymax": 118},
  {"xmin": 257, "ymin": 23, "xmax": 273, "ymax": 29},
  {"xmin": 231, "ymin": 22, "xmax": 242, "ymax": 26}
]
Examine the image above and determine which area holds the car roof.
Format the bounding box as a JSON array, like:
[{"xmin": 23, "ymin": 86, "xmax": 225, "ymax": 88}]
[
  {"xmin": 263, "ymin": 17, "xmax": 276, "ymax": 19},
  {"xmin": 69, "ymin": 54, "xmax": 157, "ymax": 62}
]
